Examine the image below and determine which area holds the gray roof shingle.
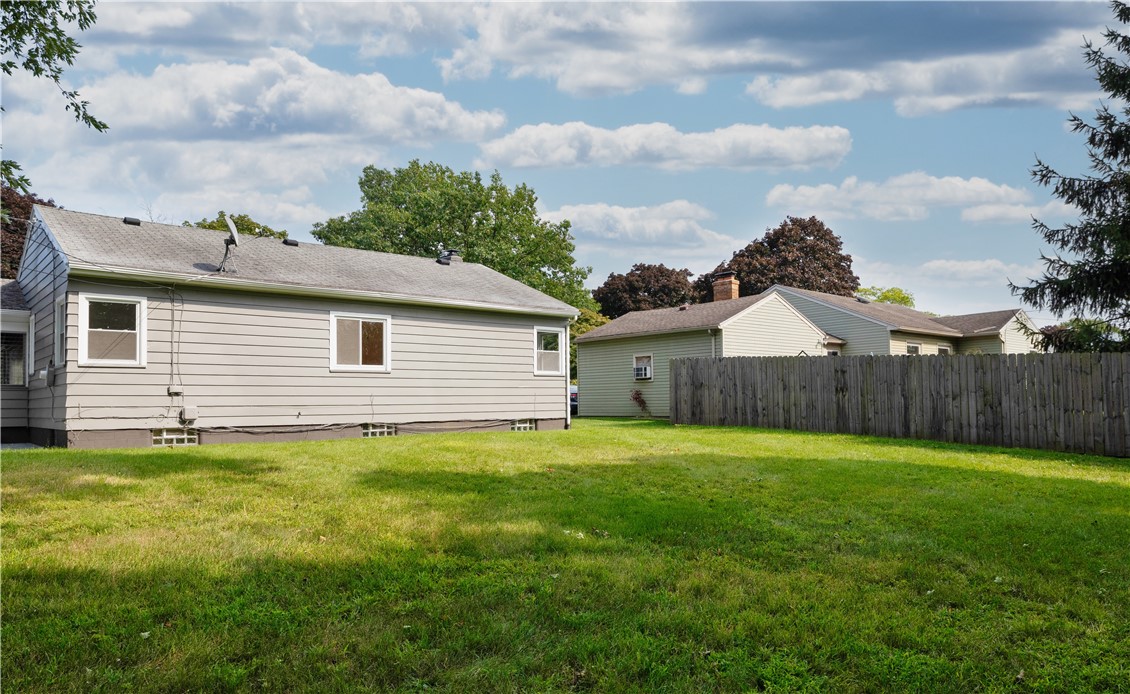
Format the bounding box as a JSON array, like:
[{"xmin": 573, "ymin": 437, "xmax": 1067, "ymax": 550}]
[
  {"xmin": 35, "ymin": 206, "xmax": 576, "ymax": 316},
  {"xmin": 575, "ymin": 293, "xmax": 771, "ymax": 342},
  {"xmin": 1, "ymin": 279, "xmax": 28, "ymax": 311},
  {"xmin": 933, "ymin": 309, "xmax": 1022, "ymax": 335},
  {"xmin": 773, "ymin": 286, "xmax": 965, "ymax": 336}
]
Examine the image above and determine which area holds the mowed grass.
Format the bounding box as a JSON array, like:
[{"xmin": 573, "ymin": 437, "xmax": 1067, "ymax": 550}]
[{"xmin": 3, "ymin": 419, "xmax": 1128, "ymax": 693}]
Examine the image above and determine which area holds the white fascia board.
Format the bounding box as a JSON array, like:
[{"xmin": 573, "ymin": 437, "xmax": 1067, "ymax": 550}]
[
  {"xmin": 1, "ymin": 308, "xmax": 31, "ymax": 324},
  {"xmin": 715, "ymin": 293, "xmax": 770, "ymax": 330},
  {"xmin": 575, "ymin": 326, "xmax": 714, "ymax": 345},
  {"xmin": 66, "ymin": 264, "xmax": 579, "ymax": 319}
]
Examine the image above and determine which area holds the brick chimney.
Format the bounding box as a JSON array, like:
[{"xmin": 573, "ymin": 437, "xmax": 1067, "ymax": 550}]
[{"xmin": 712, "ymin": 271, "xmax": 739, "ymax": 301}]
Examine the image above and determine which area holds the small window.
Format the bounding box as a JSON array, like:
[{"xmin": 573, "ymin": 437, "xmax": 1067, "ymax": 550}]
[
  {"xmin": 362, "ymin": 423, "xmax": 397, "ymax": 437},
  {"xmin": 78, "ymin": 294, "xmax": 146, "ymax": 367},
  {"xmin": 534, "ymin": 327, "xmax": 565, "ymax": 376},
  {"xmin": 826, "ymin": 349, "xmax": 841, "ymax": 357},
  {"xmin": 152, "ymin": 428, "xmax": 198, "ymax": 446},
  {"xmin": 511, "ymin": 419, "xmax": 535, "ymax": 432},
  {"xmin": 633, "ymin": 354, "xmax": 653, "ymax": 380},
  {"xmin": 937, "ymin": 345, "xmax": 952, "ymax": 356},
  {"xmin": 906, "ymin": 343, "xmax": 921, "ymax": 355},
  {"xmin": 1, "ymin": 332, "xmax": 26, "ymax": 386},
  {"xmin": 54, "ymin": 297, "xmax": 66, "ymax": 367},
  {"xmin": 330, "ymin": 312, "xmax": 391, "ymax": 372}
]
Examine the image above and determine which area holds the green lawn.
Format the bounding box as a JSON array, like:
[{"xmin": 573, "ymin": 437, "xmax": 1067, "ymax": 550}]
[{"xmin": 3, "ymin": 419, "xmax": 1128, "ymax": 692}]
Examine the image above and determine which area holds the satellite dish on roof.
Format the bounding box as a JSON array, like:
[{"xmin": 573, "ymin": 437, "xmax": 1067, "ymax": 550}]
[{"xmin": 224, "ymin": 213, "xmax": 241, "ymax": 247}]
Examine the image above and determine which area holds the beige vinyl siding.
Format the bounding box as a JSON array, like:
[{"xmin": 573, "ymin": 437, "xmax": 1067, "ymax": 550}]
[
  {"xmin": 16, "ymin": 220, "xmax": 68, "ymax": 430},
  {"xmin": 721, "ymin": 294, "xmax": 827, "ymax": 357},
  {"xmin": 775, "ymin": 291, "xmax": 891, "ymax": 355},
  {"xmin": 889, "ymin": 331, "xmax": 958, "ymax": 356},
  {"xmin": 63, "ymin": 280, "xmax": 569, "ymax": 430},
  {"xmin": 577, "ymin": 331, "xmax": 712, "ymax": 418},
  {"xmin": 2, "ymin": 386, "xmax": 28, "ymax": 427},
  {"xmin": 957, "ymin": 335, "xmax": 1004, "ymax": 354},
  {"xmin": 1002, "ymin": 316, "xmax": 1040, "ymax": 353}
]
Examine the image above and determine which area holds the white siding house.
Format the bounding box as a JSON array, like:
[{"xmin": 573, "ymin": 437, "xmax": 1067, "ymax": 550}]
[{"xmin": 4, "ymin": 207, "xmax": 578, "ymax": 448}]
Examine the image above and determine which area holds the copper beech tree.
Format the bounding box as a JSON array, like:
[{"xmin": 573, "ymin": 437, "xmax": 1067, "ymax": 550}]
[{"xmin": 592, "ymin": 263, "xmax": 696, "ymax": 319}]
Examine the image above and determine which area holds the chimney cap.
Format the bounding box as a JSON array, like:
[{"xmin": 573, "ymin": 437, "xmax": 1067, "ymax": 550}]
[{"xmin": 713, "ymin": 270, "xmax": 736, "ymax": 281}]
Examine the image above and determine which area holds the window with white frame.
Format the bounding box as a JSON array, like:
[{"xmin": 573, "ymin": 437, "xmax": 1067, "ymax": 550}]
[
  {"xmin": 826, "ymin": 349, "xmax": 841, "ymax": 357},
  {"xmin": 906, "ymin": 343, "xmax": 921, "ymax": 355},
  {"xmin": 54, "ymin": 297, "xmax": 66, "ymax": 367},
  {"xmin": 534, "ymin": 327, "xmax": 565, "ymax": 376},
  {"xmin": 330, "ymin": 312, "xmax": 391, "ymax": 372},
  {"xmin": 938, "ymin": 345, "xmax": 952, "ymax": 356},
  {"xmin": 1, "ymin": 332, "xmax": 26, "ymax": 385},
  {"xmin": 633, "ymin": 354, "xmax": 653, "ymax": 380},
  {"xmin": 78, "ymin": 294, "xmax": 147, "ymax": 367}
]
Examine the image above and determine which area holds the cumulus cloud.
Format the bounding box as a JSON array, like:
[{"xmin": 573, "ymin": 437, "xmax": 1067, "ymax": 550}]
[
  {"xmin": 961, "ymin": 201, "xmax": 1078, "ymax": 224},
  {"xmin": 478, "ymin": 122, "xmax": 851, "ymax": 170},
  {"xmin": 545, "ymin": 200, "xmax": 742, "ymax": 278},
  {"xmin": 918, "ymin": 258, "xmax": 1044, "ymax": 285},
  {"xmin": 766, "ymin": 172, "xmax": 1031, "ymax": 221},
  {"xmin": 747, "ymin": 28, "xmax": 1100, "ymax": 116}
]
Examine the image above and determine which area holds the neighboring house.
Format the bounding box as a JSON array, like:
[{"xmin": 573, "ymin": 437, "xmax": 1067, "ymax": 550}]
[
  {"xmin": 1, "ymin": 279, "xmax": 32, "ymax": 443},
  {"xmin": 2, "ymin": 206, "xmax": 577, "ymax": 448},
  {"xmin": 575, "ymin": 273, "xmax": 837, "ymax": 417},
  {"xmin": 768, "ymin": 286, "xmax": 1041, "ymax": 356}
]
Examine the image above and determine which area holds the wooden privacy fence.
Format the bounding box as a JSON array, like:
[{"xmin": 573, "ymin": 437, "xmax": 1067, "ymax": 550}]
[{"xmin": 669, "ymin": 353, "xmax": 1130, "ymax": 457}]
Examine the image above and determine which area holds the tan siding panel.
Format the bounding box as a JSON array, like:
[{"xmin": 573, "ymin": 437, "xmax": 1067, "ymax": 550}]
[
  {"xmin": 889, "ymin": 331, "xmax": 957, "ymax": 356},
  {"xmin": 721, "ymin": 294, "xmax": 828, "ymax": 357}
]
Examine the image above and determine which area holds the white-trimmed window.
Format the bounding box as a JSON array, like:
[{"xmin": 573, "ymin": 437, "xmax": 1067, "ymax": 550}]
[
  {"xmin": 534, "ymin": 327, "xmax": 565, "ymax": 376},
  {"xmin": 826, "ymin": 349, "xmax": 841, "ymax": 357},
  {"xmin": 937, "ymin": 345, "xmax": 952, "ymax": 356},
  {"xmin": 54, "ymin": 297, "xmax": 66, "ymax": 367},
  {"xmin": 906, "ymin": 343, "xmax": 921, "ymax": 356},
  {"xmin": 1, "ymin": 332, "xmax": 26, "ymax": 385},
  {"xmin": 330, "ymin": 312, "xmax": 391, "ymax": 372},
  {"xmin": 78, "ymin": 293, "xmax": 147, "ymax": 367},
  {"xmin": 633, "ymin": 354, "xmax": 653, "ymax": 381}
]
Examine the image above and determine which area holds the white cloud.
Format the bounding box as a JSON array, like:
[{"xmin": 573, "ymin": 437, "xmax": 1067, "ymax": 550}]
[
  {"xmin": 852, "ymin": 256, "xmax": 1046, "ymax": 316},
  {"xmin": 748, "ymin": 28, "xmax": 1100, "ymax": 116},
  {"xmin": 960, "ymin": 201, "xmax": 1078, "ymax": 224},
  {"xmin": 478, "ymin": 122, "xmax": 851, "ymax": 170},
  {"xmin": 766, "ymin": 172, "xmax": 1030, "ymax": 221},
  {"xmin": 918, "ymin": 258, "xmax": 1044, "ymax": 285}
]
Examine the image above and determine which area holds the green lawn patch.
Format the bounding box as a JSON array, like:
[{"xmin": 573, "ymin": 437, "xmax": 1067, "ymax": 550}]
[{"xmin": 3, "ymin": 419, "xmax": 1128, "ymax": 692}]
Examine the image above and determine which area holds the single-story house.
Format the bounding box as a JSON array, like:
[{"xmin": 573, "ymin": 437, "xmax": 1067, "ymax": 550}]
[
  {"xmin": 1, "ymin": 206, "xmax": 577, "ymax": 448},
  {"xmin": 575, "ymin": 273, "xmax": 839, "ymax": 417},
  {"xmin": 768, "ymin": 286, "xmax": 1041, "ymax": 356}
]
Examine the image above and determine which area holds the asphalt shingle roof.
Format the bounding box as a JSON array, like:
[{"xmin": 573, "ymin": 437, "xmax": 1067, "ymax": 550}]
[
  {"xmin": 35, "ymin": 206, "xmax": 576, "ymax": 316},
  {"xmin": 575, "ymin": 293, "xmax": 771, "ymax": 342},
  {"xmin": 933, "ymin": 309, "xmax": 1022, "ymax": 335},
  {"xmin": 774, "ymin": 286, "xmax": 965, "ymax": 336},
  {"xmin": 0, "ymin": 279, "xmax": 28, "ymax": 311}
]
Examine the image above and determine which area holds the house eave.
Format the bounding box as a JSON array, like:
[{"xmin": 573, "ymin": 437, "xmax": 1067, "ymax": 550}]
[
  {"xmin": 67, "ymin": 264, "xmax": 579, "ymax": 319},
  {"xmin": 576, "ymin": 326, "xmax": 715, "ymax": 344}
]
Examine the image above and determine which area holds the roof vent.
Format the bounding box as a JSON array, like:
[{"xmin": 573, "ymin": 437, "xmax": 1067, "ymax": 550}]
[
  {"xmin": 282, "ymin": 238, "xmax": 299, "ymax": 247},
  {"xmin": 856, "ymin": 297, "xmax": 870, "ymax": 304},
  {"xmin": 437, "ymin": 249, "xmax": 462, "ymax": 265},
  {"xmin": 123, "ymin": 217, "xmax": 141, "ymax": 226},
  {"xmin": 678, "ymin": 304, "xmax": 690, "ymax": 311}
]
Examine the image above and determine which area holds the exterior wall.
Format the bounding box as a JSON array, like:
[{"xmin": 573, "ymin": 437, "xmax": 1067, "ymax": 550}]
[
  {"xmin": 721, "ymin": 294, "xmax": 828, "ymax": 357},
  {"xmin": 2, "ymin": 386, "xmax": 28, "ymax": 427},
  {"xmin": 60, "ymin": 279, "xmax": 570, "ymax": 436},
  {"xmin": 774, "ymin": 291, "xmax": 892, "ymax": 355},
  {"xmin": 956, "ymin": 335, "xmax": 1003, "ymax": 354},
  {"xmin": 889, "ymin": 331, "xmax": 958, "ymax": 356},
  {"xmin": 1002, "ymin": 316, "xmax": 1040, "ymax": 353},
  {"xmin": 15, "ymin": 218, "xmax": 68, "ymax": 432},
  {"xmin": 577, "ymin": 331, "xmax": 712, "ymax": 418}
]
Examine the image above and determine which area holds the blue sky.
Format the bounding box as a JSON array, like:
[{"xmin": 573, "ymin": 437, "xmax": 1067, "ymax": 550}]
[{"xmin": 3, "ymin": 1, "xmax": 1114, "ymax": 322}]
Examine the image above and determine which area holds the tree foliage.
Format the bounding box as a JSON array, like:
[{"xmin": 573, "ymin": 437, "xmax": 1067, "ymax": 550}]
[
  {"xmin": 1, "ymin": 187, "xmax": 57, "ymax": 279},
  {"xmin": 697, "ymin": 216, "xmax": 859, "ymax": 301},
  {"xmin": 1, "ymin": 0, "xmax": 107, "ymax": 193},
  {"xmin": 312, "ymin": 160, "xmax": 593, "ymax": 309},
  {"xmin": 1011, "ymin": 1, "xmax": 1130, "ymax": 349},
  {"xmin": 592, "ymin": 263, "xmax": 695, "ymax": 318},
  {"xmin": 184, "ymin": 211, "xmax": 288, "ymax": 240},
  {"xmin": 1039, "ymin": 318, "xmax": 1127, "ymax": 352},
  {"xmin": 856, "ymin": 285, "xmax": 915, "ymax": 307}
]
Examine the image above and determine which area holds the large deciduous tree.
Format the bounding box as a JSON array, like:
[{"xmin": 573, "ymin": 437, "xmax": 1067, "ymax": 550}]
[
  {"xmin": 1, "ymin": 187, "xmax": 57, "ymax": 278},
  {"xmin": 856, "ymin": 285, "xmax": 915, "ymax": 307},
  {"xmin": 592, "ymin": 263, "xmax": 695, "ymax": 319},
  {"xmin": 1010, "ymin": 1, "xmax": 1130, "ymax": 348},
  {"xmin": 569, "ymin": 307, "xmax": 609, "ymax": 380},
  {"xmin": 696, "ymin": 216, "xmax": 859, "ymax": 301},
  {"xmin": 312, "ymin": 160, "xmax": 593, "ymax": 309},
  {"xmin": 184, "ymin": 211, "xmax": 288, "ymax": 240},
  {"xmin": 1, "ymin": 0, "xmax": 107, "ymax": 193}
]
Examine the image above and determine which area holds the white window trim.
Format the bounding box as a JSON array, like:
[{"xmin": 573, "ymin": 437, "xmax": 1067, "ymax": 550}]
[
  {"xmin": 329, "ymin": 311, "xmax": 392, "ymax": 373},
  {"xmin": 633, "ymin": 353, "xmax": 654, "ymax": 381},
  {"xmin": 54, "ymin": 296, "xmax": 65, "ymax": 367},
  {"xmin": 0, "ymin": 325, "xmax": 29, "ymax": 387},
  {"xmin": 937, "ymin": 344, "xmax": 953, "ymax": 356},
  {"xmin": 905, "ymin": 342, "xmax": 921, "ymax": 356},
  {"xmin": 533, "ymin": 326, "xmax": 566, "ymax": 377},
  {"xmin": 77, "ymin": 293, "xmax": 147, "ymax": 368}
]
